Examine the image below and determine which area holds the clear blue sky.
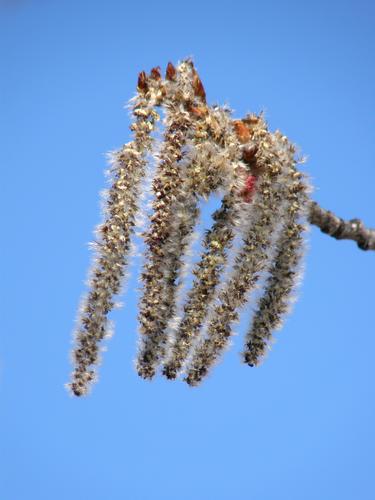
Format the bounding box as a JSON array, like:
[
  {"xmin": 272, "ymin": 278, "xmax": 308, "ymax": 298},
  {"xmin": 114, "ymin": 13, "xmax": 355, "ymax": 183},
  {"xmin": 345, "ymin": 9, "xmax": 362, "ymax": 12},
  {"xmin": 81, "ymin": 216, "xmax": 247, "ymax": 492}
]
[{"xmin": 1, "ymin": 1, "xmax": 374, "ymax": 499}]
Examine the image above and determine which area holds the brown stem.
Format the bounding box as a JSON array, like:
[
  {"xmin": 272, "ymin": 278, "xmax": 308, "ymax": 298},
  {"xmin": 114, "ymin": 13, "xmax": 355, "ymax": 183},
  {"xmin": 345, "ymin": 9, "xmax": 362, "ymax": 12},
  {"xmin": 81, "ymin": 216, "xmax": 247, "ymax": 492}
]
[{"xmin": 308, "ymin": 201, "xmax": 375, "ymax": 251}]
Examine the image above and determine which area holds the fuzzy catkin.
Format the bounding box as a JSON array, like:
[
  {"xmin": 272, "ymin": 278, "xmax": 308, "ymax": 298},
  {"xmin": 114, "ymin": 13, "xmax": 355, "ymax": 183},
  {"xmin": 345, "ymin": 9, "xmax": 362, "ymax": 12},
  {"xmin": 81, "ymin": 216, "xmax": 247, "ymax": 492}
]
[
  {"xmin": 156, "ymin": 190, "xmax": 200, "ymax": 352},
  {"xmin": 162, "ymin": 191, "xmax": 241, "ymax": 379},
  {"xmin": 67, "ymin": 60, "xmax": 327, "ymax": 395},
  {"xmin": 184, "ymin": 119, "xmax": 289, "ymax": 386},
  {"xmin": 67, "ymin": 76, "xmax": 160, "ymax": 396},
  {"xmin": 136, "ymin": 61, "xmax": 199, "ymax": 379},
  {"xmin": 161, "ymin": 109, "xmax": 246, "ymax": 379},
  {"xmin": 243, "ymin": 135, "xmax": 309, "ymax": 366},
  {"xmin": 139, "ymin": 76, "xmax": 219, "ymax": 370}
]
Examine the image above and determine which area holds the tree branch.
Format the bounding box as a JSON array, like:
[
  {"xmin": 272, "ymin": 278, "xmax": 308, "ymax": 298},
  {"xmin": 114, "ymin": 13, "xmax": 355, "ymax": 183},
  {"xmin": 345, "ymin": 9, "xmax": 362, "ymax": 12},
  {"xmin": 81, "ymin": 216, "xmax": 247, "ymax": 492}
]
[{"xmin": 308, "ymin": 201, "xmax": 375, "ymax": 251}]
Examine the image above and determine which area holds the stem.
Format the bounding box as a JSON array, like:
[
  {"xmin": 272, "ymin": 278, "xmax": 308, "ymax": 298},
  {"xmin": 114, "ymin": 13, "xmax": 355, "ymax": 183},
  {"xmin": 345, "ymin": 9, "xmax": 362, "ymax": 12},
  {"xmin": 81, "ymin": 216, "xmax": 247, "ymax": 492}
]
[{"xmin": 308, "ymin": 201, "xmax": 375, "ymax": 251}]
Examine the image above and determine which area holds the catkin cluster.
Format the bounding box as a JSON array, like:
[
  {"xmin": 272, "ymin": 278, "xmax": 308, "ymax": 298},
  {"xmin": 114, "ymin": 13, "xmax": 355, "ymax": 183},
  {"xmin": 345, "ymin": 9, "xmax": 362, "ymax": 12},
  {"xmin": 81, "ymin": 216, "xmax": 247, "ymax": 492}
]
[{"xmin": 68, "ymin": 59, "xmax": 310, "ymax": 395}]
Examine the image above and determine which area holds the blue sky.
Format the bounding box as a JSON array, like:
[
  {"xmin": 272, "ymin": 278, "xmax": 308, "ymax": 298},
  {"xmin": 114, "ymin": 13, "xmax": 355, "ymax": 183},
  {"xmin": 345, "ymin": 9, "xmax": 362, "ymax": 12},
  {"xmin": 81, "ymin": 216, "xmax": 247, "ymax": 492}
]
[{"xmin": 1, "ymin": 1, "xmax": 374, "ymax": 499}]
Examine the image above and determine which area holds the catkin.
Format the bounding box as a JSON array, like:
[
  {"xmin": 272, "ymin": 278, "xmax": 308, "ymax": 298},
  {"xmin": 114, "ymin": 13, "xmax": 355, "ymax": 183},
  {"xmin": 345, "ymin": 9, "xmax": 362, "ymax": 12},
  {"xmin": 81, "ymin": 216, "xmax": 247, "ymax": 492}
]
[
  {"xmin": 162, "ymin": 108, "xmax": 246, "ymax": 379},
  {"xmin": 184, "ymin": 118, "xmax": 290, "ymax": 386},
  {"xmin": 136, "ymin": 61, "xmax": 199, "ymax": 379},
  {"xmin": 68, "ymin": 72, "xmax": 161, "ymax": 396},
  {"xmin": 162, "ymin": 191, "xmax": 240, "ymax": 379},
  {"xmin": 243, "ymin": 133, "xmax": 309, "ymax": 365},
  {"xmin": 68, "ymin": 60, "xmax": 316, "ymax": 395}
]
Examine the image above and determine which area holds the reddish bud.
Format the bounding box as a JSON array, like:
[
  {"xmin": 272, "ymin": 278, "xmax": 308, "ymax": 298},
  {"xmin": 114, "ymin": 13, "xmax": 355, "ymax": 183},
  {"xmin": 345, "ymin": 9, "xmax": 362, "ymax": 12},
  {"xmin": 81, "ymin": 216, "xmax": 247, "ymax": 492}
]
[
  {"xmin": 150, "ymin": 66, "xmax": 161, "ymax": 81},
  {"xmin": 242, "ymin": 145, "xmax": 258, "ymax": 165},
  {"xmin": 166, "ymin": 62, "xmax": 177, "ymax": 81},
  {"xmin": 233, "ymin": 120, "xmax": 251, "ymax": 143},
  {"xmin": 189, "ymin": 105, "xmax": 208, "ymax": 118},
  {"xmin": 137, "ymin": 71, "xmax": 148, "ymax": 93},
  {"xmin": 240, "ymin": 174, "xmax": 257, "ymax": 203},
  {"xmin": 192, "ymin": 71, "xmax": 206, "ymax": 102}
]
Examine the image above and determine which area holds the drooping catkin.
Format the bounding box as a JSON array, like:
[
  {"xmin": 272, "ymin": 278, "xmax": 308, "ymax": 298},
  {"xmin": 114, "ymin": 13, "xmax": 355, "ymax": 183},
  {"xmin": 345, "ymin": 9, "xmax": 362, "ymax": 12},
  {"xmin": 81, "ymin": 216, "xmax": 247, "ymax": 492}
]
[
  {"xmin": 162, "ymin": 192, "xmax": 240, "ymax": 380},
  {"xmin": 66, "ymin": 59, "xmax": 338, "ymax": 395},
  {"xmin": 161, "ymin": 108, "xmax": 247, "ymax": 379},
  {"xmin": 243, "ymin": 133, "xmax": 310, "ymax": 366},
  {"xmin": 139, "ymin": 66, "xmax": 218, "ymax": 367},
  {"xmin": 136, "ymin": 61, "xmax": 200, "ymax": 379},
  {"xmin": 184, "ymin": 117, "xmax": 290, "ymax": 386},
  {"xmin": 155, "ymin": 184, "xmax": 200, "ymax": 360},
  {"xmin": 67, "ymin": 72, "xmax": 160, "ymax": 396}
]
